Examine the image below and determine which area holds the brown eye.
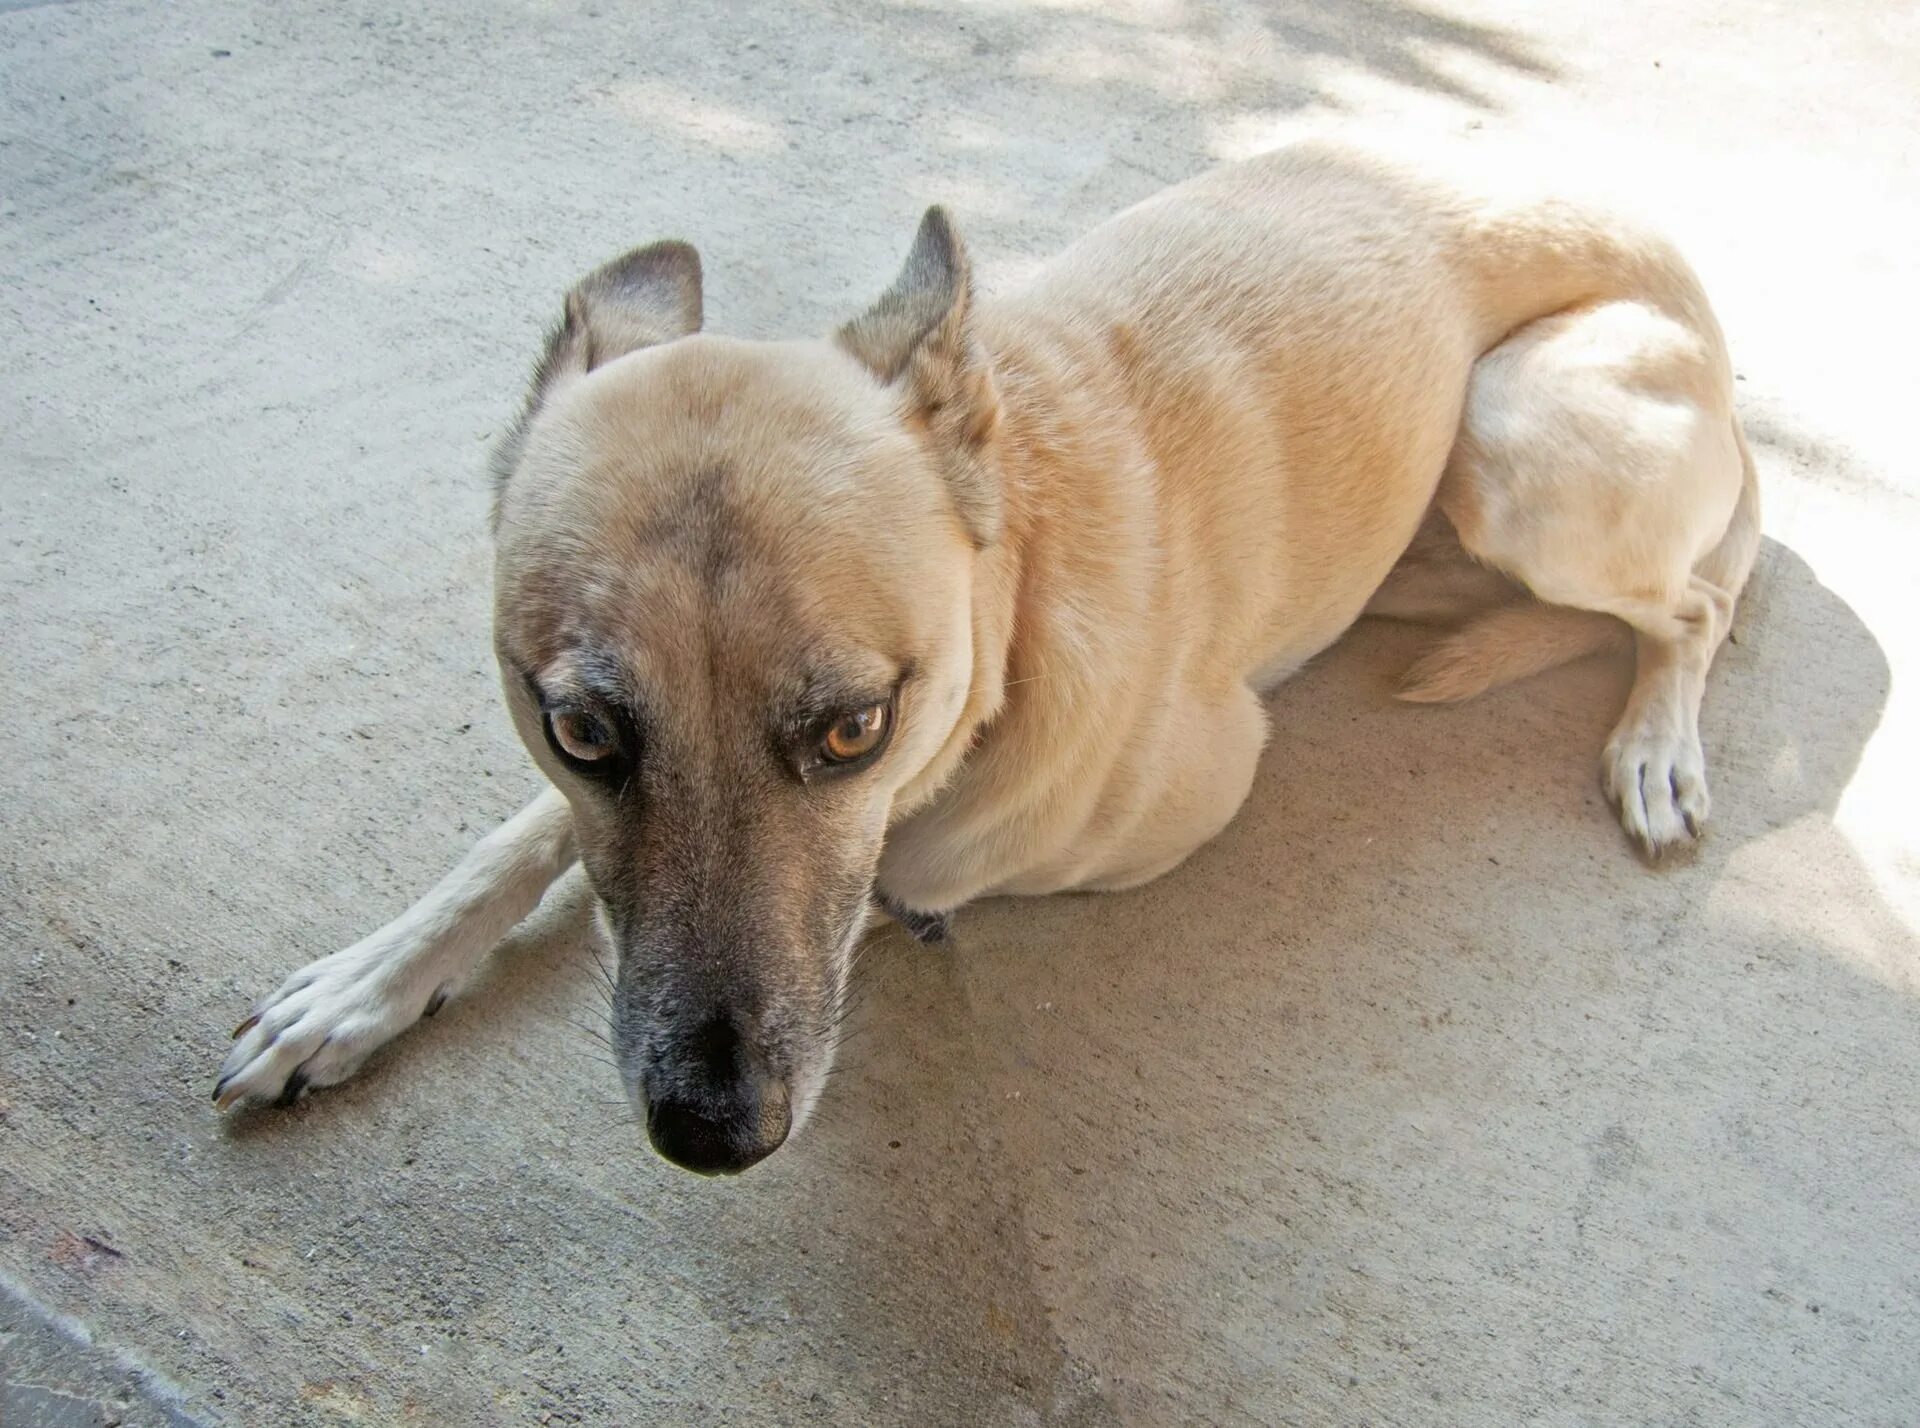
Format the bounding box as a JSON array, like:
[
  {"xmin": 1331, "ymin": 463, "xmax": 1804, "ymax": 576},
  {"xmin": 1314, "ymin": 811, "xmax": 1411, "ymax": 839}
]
[
  {"xmin": 821, "ymin": 702, "xmax": 890, "ymax": 763},
  {"xmin": 549, "ymin": 708, "xmax": 616, "ymax": 764}
]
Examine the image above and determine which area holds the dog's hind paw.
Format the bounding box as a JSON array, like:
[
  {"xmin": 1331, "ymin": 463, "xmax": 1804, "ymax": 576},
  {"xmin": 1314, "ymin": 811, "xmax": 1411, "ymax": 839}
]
[{"xmin": 1602, "ymin": 728, "xmax": 1710, "ymax": 859}]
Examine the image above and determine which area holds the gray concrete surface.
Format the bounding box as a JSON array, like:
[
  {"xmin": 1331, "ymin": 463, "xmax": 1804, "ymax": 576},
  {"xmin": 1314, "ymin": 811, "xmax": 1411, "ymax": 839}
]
[
  {"xmin": 3, "ymin": 1, "xmax": 1916, "ymax": 1423},
  {"xmin": 1, "ymin": 1287, "xmax": 199, "ymax": 1427}
]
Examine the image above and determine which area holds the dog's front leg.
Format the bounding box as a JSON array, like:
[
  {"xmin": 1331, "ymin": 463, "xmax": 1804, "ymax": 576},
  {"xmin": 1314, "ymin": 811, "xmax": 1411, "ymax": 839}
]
[{"xmin": 213, "ymin": 788, "xmax": 577, "ymax": 1109}]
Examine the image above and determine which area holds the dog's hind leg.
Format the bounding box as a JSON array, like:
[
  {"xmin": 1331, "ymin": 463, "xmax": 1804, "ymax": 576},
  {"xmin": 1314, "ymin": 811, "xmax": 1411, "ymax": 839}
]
[
  {"xmin": 1428, "ymin": 299, "xmax": 1757, "ymax": 858},
  {"xmin": 1377, "ymin": 506, "xmax": 1631, "ymax": 701},
  {"xmin": 1595, "ymin": 432, "xmax": 1758, "ymax": 853},
  {"xmin": 214, "ymin": 788, "xmax": 577, "ymax": 1108}
]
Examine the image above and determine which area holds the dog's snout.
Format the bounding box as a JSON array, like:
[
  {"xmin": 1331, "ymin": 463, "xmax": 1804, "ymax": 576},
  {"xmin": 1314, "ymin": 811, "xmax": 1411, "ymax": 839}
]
[{"xmin": 644, "ymin": 1013, "xmax": 792, "ymax": 1175}]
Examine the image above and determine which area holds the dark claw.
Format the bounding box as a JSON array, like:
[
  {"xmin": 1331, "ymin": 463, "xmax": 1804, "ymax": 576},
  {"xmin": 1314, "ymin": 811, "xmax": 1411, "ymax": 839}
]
[
  {"xmin": 276, "ymin": 1070, "xmax": 308, "ymax": 1108},
  {"xmin": 211, "ymin": 1075, "xmax": 230, "ymax": 1105},
  {"xmin": 423, "ymin": 988, "xmax": 448, "ymax": 1018},
  {"xmin": 880, "ymin": 895, "xmax": 953, "ymax": 945},
  {"xmin": 232, "ymin": 1013, "xmax": 260, "ymax": 1040}
]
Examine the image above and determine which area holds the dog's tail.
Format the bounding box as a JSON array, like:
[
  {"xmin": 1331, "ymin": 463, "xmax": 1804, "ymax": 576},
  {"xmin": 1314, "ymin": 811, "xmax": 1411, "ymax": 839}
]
[{"xmin": 1396, "ymin": 601, "xmax": 1628, "ymax": 703}]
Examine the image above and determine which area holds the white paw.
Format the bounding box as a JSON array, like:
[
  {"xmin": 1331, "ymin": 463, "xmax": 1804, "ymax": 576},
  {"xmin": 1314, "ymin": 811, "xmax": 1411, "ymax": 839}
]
[
  {"xmin": 1602, "ymin": 725, "xmax": 1710, "ymax": 858},
  {"xmin": 213, "ymin": 931, "xmax": 453, "ymax": 1110}
]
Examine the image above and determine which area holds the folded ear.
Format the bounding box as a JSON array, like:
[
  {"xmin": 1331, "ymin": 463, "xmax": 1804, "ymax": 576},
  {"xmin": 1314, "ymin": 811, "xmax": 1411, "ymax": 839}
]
[
  {"xmin": 838, "ymin": 208, "xmax": 1003, "ymax": 547},
  {"xmin": 491, "ymin": 240, "xmax": 702, "ymax": 512}
]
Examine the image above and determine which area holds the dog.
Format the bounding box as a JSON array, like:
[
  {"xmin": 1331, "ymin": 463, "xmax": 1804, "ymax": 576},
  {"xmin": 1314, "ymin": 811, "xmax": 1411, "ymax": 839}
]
[{"xmin": 213, "ymin": 138, "xmax": 1759, "ymax": 1174}]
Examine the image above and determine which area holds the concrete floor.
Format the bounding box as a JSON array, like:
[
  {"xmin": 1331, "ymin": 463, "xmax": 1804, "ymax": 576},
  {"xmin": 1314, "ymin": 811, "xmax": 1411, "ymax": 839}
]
[{"xmin": 3, "ymin": 1, "xmax": 1916, "ymax": 1423}]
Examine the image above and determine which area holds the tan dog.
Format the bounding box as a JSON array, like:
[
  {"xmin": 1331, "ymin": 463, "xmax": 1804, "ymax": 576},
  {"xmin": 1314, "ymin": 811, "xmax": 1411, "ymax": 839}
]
[{"xmin": 215, "ymin": 139, "xmax": 1758, "ymax": 1173}]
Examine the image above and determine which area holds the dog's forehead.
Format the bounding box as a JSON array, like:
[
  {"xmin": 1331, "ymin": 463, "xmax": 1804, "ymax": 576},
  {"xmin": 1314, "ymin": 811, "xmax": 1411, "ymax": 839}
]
[
  {"xmin": 538, "ymin": 335, "xmax": 899, "ymax": 499},
  {"xmin": 501, "ymin": 337, "xmax": 944, "ymax": 565},
  {"xmin": 498, "ymin": 335, "xmax": 968, "ymax": 622},
  {"xmin": 493, "ymin": 338, "xmax": 970, "ymax": 697}
]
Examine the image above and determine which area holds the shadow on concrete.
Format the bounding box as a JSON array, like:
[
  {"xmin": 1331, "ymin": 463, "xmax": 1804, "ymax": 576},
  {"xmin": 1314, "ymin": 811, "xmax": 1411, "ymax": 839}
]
[
  {"xmin": 787, "ymin": 530, "xmax": 1909, "ymax": 1419},
  {"xmin": 884, "ymin": 0, "xmax": 1556, "ymax": 113}
]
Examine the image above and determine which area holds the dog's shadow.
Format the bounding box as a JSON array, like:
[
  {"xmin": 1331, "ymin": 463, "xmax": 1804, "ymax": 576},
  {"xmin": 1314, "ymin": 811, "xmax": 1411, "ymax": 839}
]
[
  {"xmin": 733, "ymin": 534, "xmax": 1909, "ymax": 1421},
  {"xmin": 226, "ymin": 535, "xmax": 1906, "ymax": 1424}
]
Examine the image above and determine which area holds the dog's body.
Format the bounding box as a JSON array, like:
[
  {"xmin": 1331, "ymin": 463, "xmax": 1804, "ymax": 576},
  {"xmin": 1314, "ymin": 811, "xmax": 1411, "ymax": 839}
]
[{"xmin": 216, "ymin": 140, "xmax": 1757, "ymax": 1172}]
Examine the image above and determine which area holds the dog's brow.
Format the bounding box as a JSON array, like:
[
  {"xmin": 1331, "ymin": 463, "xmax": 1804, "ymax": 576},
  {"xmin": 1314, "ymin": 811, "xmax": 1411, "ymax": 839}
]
[
  {"xmin": 519, "ymin": 650, "xmax": 642, "ymax": 711},
  {"xmin": 784, "ymin": 662, "xmax": 910, "ymax": 727}
]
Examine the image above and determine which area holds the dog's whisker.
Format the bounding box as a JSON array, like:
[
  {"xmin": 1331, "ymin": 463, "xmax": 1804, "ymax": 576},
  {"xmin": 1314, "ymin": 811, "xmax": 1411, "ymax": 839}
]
[
  {"xmin": 563, "ymin": 1009, "xmax": 613, "ymax": 1035},
  {"xmin": 574, "ymin": 1044, "xmax": 618, "ymax": 1066}
]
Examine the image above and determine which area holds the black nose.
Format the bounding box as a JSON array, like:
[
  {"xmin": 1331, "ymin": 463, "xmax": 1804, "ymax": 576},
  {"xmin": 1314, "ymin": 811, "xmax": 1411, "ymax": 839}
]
[{"xmin": 644, "ymin": 1015, "xmax": 792, "ymax": 1175}]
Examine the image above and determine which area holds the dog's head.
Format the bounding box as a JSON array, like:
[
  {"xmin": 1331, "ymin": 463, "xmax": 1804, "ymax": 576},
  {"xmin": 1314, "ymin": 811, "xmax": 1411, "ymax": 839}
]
[{"xmin": 489, "ymin": 213, "xmax": 1001, "ymax": 1173}]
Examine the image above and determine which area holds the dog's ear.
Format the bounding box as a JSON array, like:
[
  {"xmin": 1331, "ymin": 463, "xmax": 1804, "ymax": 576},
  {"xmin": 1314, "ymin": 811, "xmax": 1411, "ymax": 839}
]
[
  {"xmin": 838, "ymin": 208, "xmax": 1003, "ymax": 546},
  {"xmin": 491, "ymin": 241, "xmax": 702, "ymax": 515},
  {"xmin": 551, "ymin": 240, "xmax": 703, "ymax": 375}
]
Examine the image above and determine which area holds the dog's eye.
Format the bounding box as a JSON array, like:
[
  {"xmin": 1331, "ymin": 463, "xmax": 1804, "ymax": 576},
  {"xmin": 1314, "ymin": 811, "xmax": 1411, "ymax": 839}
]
[
  {"xmin": 821, "ymin": 702, "xmax": 890, "ymax": 763},
  {"xmin": 548, "ymin": 708, "xmax": 616, "ymax": 765}
]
